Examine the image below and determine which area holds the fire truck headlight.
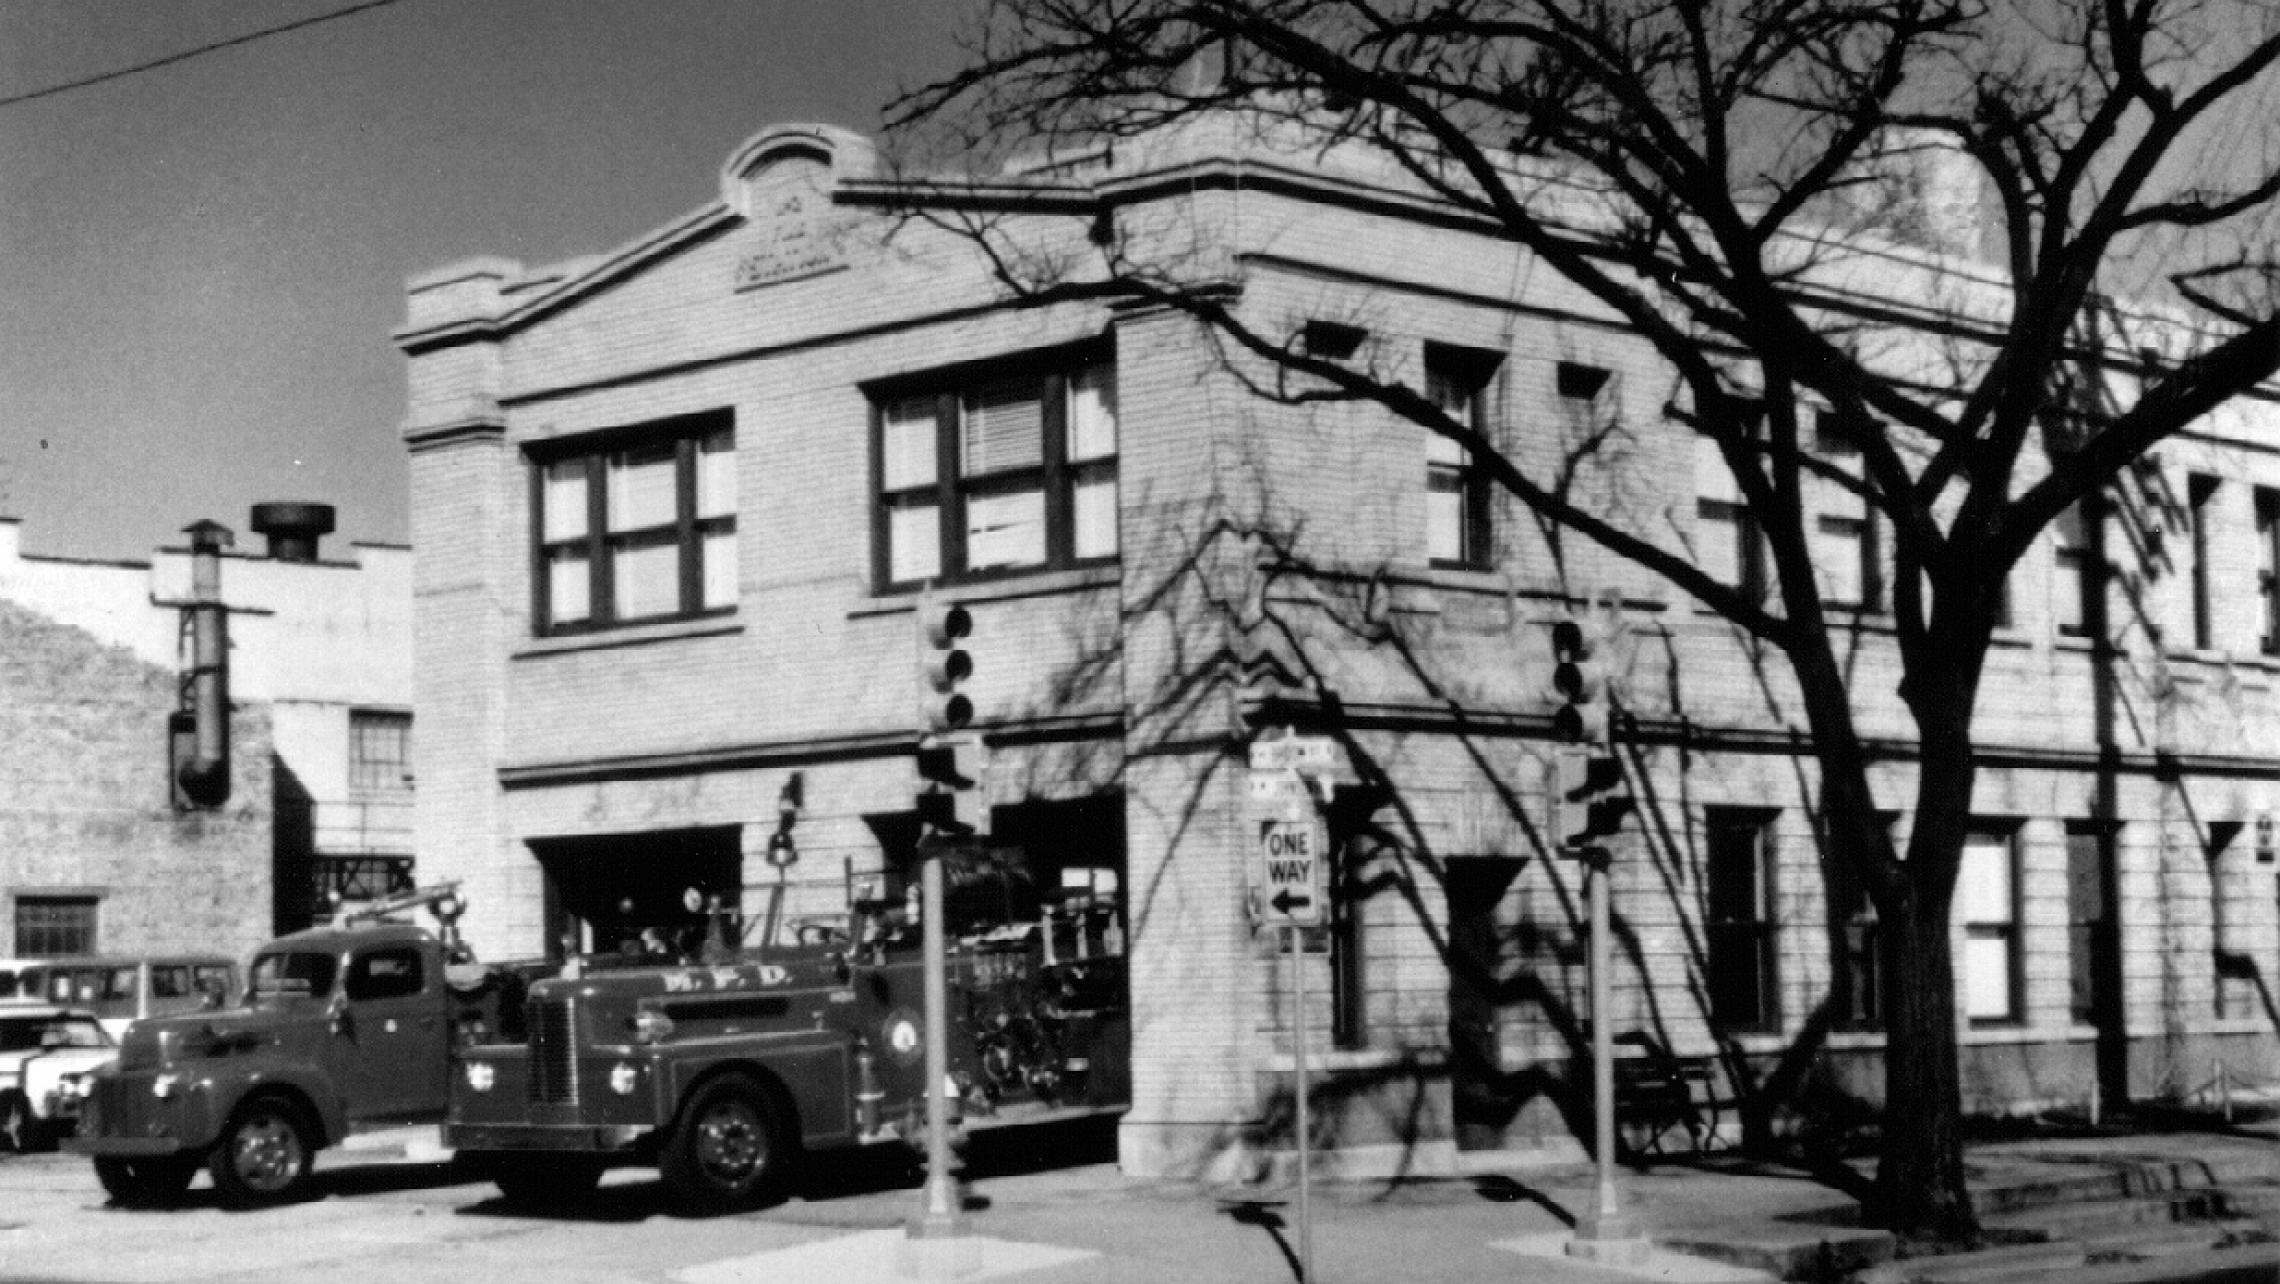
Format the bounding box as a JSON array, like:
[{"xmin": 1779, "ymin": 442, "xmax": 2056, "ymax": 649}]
[
  {"xmin": 463, "ymin": 1061, "xmax": 496, "ymax": 1094},
  {"xmin": 628, "ymin": 1010, "xmax": 675, "ymax": 1045},
  {"xmin": 608, "ymin": 1062, "xmax": 640, "ymax": 1096},
  {"xmin": 151, "ymin": 1073, "xmax": 182, "ymax": 1100}
]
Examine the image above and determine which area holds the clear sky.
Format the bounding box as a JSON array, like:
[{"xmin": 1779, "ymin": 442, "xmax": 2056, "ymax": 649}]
[{"xmin": 0, "ymin": 0, "xmax": 968, "ymax": 562}]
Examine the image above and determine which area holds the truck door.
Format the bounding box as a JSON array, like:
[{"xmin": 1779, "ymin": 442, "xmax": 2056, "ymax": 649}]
[{"xmin": 332, "ymin": 944, "xmax": 448, "ymax": 1121}]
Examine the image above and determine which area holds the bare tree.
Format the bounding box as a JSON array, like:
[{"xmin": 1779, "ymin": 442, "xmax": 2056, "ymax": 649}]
[{"xmin": 891, "ymin": 0, "xmax": 2280, "ymax": 1238}]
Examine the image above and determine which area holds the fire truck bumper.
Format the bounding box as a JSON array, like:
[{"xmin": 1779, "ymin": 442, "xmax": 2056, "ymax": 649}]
[{"xmin": 446, "ymin": 1123, "xmax": 649, "ymax": 1154}]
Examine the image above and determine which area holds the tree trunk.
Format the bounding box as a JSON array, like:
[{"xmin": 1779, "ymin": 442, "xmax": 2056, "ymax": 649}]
[{"xmin": 1869, "ymin": 884, "xmax": 1975, "ymax": 1237}]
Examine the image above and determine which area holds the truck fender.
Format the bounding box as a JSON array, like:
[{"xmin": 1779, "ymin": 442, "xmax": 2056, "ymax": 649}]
[
  {"xmin": 224, "ymin": 1071, "xmax": 343, "ymax": 1150},
  {"xmin": 653, "ymin": 1038, "xmax": 852, "ymax": 1149}
]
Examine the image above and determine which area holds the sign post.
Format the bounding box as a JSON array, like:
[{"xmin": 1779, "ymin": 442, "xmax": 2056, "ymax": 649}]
[{"xmin": 1248, "ymin": 732, "xmax": 1337, "ymax": 1284}]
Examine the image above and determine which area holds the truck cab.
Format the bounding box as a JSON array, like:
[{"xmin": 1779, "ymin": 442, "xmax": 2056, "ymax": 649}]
[{"xmin": 66, "ymin": 888, "xmax": 531, "ymax": 1208}]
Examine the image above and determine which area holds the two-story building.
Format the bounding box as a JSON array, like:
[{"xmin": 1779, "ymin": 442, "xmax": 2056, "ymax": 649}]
[{"xmin": 397, "ymin": 121, "xmax": 2280, "ymax": 1179}]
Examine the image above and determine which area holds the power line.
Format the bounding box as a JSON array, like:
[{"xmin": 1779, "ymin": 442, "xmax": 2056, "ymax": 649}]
[{"xmin": 0, "ymin": 0, "xmax": 414, "ymax": 110}]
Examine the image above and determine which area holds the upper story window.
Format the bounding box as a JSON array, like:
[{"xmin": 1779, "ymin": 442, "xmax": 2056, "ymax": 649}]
[
  {"xmin": 2187, "ymin": 474, "xmax": 2218, "ymax": 650},
  {"xmin": 1695, "ymin": 436, "xmax": 1765, "ymax": 600},
  {"xmin": 2052, "ymin": 499, "xmax": 2100, "ymax": 639},
  {"xmin": 1424, "ymin": 346, "xmax": 1499, "ymax": 570},
  {"xmin": 874, "ymin": 349, "xmax": 1117, "ymax": 590},
  {"xmin": 1813, "ymin": 411, "xmax": 1882, "ymax": 612},
  {"xmin": 349, "ymin": 710, "xmax": 413, "ymax": 793},
  {"xmin": 530, "ymin": 411, "xmax": 736, "ymax": 636},
  {"xmin": 2256, "ymin": 488, "xmax": 2280, "ymax": 656}
]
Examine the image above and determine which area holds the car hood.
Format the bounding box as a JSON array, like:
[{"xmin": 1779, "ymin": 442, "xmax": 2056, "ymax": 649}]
[{"xmin": 115, "ymin": 1005, "xmax": 311, "ymax": 1072}]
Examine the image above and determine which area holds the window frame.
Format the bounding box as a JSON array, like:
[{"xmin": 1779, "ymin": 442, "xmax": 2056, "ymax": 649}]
[
  {"xmin": 348, "ymin": 708, "xmax": 413, "ymax": 794},
  {"xmin": 526, "ymin": 409, "xmax": 737, "ymax": 637},
  {"xmin": 1423, "ymin": 344, "xmax": 1501, "ymax": 571},
  {"xmin": 1813, "ymin": 410, "xmax": 1883, "ymax": 613},
  {"xmin": 1705, "ymin": 808, "xmax": 1780, "ymax": 1034},
  {"xmin": 2256, "ymin": 487, "xmax": 2280, "ymax": 657},
  {"xmin": 868, "ymin": 341, "xmax": 1118, "ymax": 592},
  {"xmin": 13, "ymin": 896, "xmax": 98, "ymax": 957},
  {"xmin": 2188, "ymin": 473, "xmax": 2219, "ymax": 651},
  {"xmin": 1959, "ymin": 824, "xmax": 2024, "ymax": 1026}
]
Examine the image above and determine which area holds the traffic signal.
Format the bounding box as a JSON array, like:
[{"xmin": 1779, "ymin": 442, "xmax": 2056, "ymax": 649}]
[
  {"xmin": 918, "ymin": 596, "xmax": 975, "ymax": 736},
  {"xmin": 1549, "ymin": 617, "xmax": 1604, "ymax": 743},
  {"xmin": 1557, "ymin": 745, "xmax": 1635, "ymax": 853},
  {"xmin": 915, "ymin": 733, "xmax": 989, "ymax": 837}
]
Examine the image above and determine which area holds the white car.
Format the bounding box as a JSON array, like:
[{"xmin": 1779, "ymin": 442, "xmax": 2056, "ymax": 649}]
[{"xmin": 0, "ymin": 1007, "xmax": 116, "ymax": 1151}]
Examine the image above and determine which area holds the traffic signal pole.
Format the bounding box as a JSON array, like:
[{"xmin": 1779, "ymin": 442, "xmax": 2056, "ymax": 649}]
[{"xmin": 1548, "ymin": 616, "xmax": 1648, "ymax": 1267}]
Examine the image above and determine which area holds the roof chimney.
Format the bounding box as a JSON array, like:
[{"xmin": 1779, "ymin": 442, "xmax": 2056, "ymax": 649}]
[{"xmin": 249, "ymin": 502, "xmax": 336, "ymax": 563}]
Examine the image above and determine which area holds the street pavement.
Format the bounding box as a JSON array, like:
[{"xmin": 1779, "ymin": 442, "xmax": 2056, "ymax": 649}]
[{"xmin": 0, "ymin": 1117, "xmax": 2274, "ymax": 1284}]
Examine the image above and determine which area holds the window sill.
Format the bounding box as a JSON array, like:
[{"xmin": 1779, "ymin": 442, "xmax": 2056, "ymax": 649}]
[
  {"xmin": 1961, "ymin": 1023, "xmax": 2044, "ymax": 1046},
  {"xmin": 2165, "ymin": 647, "xmax": 2280, "ymax": 677},
  {"xmin": 1258, "ymin": 1046, "xmax": 1445, "ymax": 1074},
  {"xmin": 515, "ymin": 615, "xmax": 743, "ymax": 659},
  {"xmin": 851, "ymin": 564, "xmax": 1119, "ymax": 619}
]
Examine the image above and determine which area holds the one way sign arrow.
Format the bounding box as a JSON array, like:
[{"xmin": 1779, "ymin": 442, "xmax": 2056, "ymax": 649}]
[{"xmin": 1272, "ymin": 888, "xmax": 1313, "ymax": 916}]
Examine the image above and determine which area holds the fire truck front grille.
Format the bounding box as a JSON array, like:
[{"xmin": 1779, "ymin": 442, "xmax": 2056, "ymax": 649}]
[{"xmin": 528, "ymin": 996, "xmax": 578, "ymax": 1105}]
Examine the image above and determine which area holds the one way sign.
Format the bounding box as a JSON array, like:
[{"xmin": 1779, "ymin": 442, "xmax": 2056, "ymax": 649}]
[{"xmin": 1256, "ymin": 818, "xmax": 1327, "ymax": 928}]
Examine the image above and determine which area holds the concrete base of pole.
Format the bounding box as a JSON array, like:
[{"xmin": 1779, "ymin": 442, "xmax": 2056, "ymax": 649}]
[
  {"xmin": 1566, "ymin": 1205, "xmax": 1650, "ymax": 1269},
  {"xmin": 895, "ymin": 1230, "xmax": 983, "ymax": 1281}
]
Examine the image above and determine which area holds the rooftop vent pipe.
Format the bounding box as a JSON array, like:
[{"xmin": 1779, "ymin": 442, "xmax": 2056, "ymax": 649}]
[
  {"xmin": 173, "ymin": 520, "xmax": 232, "ymax": 808},
  {"xmin": 249, "ymin": 501, "xmax": 335, "ymax": 563}
]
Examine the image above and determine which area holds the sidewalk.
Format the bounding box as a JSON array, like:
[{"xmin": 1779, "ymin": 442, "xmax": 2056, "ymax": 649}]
[{"xmin": 329, "ymin": 1117, "xmax": 2280, "ymax": 1284}]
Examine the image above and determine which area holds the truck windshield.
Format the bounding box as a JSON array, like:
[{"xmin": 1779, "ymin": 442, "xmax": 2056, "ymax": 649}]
[{"xmin": 250, "ymin": 952, "xmax": 338, "ymax": 999}]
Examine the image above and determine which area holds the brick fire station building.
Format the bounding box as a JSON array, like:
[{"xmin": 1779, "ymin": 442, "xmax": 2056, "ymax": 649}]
[{"xmin": 398, "ymin": 121, "xmax": 2280, "ymax": 1177}]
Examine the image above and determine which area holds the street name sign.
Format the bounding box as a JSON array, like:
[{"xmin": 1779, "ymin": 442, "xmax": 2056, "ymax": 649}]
[
  {"xmin": 1256, "ymin": 817, "xmax": 1326, "ymax": 928},
  {"xmin": 1249, "ymin": 735, "xmax": 1338, "ymax": 773}
]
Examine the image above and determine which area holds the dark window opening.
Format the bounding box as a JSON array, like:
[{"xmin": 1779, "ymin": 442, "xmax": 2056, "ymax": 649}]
[
  {"xmin": 1706, "ymin": 809, "xmax": 1778, "ymax": 1032},
  {"xmin": 14, "ymin": 897, "xmax": 96, "ymax": 957}
]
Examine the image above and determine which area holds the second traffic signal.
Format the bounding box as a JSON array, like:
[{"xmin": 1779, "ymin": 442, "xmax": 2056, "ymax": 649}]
[
  {"xmin": 915, "ymin": 733, "xmax": 990, "ymax": 837},
  {"xmin": 1556, "ymin": 745, "xmax": 1635, "ymax": 853}
]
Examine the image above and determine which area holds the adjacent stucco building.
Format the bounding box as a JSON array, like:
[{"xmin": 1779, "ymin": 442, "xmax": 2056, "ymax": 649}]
[{"xmin": 0, "ymin": 511, "xmax": 415, "ymax": 961}]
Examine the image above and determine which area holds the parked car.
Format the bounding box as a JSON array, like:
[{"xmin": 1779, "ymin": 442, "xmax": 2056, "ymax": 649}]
[
  {"xmin": 7, "ymin": 956, "xmax": 237, "ymax": 1038},
  {"xmin": 0, "ymin": 1007, "xmax": 116, "ymax": 1151}
]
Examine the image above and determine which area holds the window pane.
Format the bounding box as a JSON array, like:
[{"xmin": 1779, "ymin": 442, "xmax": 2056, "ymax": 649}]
[
  {"xmin": 962, "ymin": 382, "xmax": 1044, "ymax": 476},
  {"xmin": 702, "ymin": 527, "xmax": 737, "ymax": 610},
  {"xmin": 350, "ymin": 711, "xmax": 412, "ymax": 791},
  {"xmin": 1073, "ymin": 475, "xmax": 1118, "ymax": 559},
  {"xmin": 966, "ymin": 487, "xmax": 1046, "ymax": 569},
  {"xmin": 1427, "ymin": 365, "xmax": 1477, "ymax": 427},
  {"xmin": 542, "ymin": 460, "xmax": 589, "ymax": 543},
  {"xmin": 1067, "ymin": 366, "xmax": 1118, "ymax": 463},
  {"xmin": 1964, "ymin": 935, "xmax": 2014, "ymax": 1020},
  {"xmin": 883, "ymin": 399, "xmax": 937, "ymax": 492},
  {"xmin": 607, "ymin": 442, "xmax": 678, "ymax": 532},
  {"xmin": 1956, "ymin": 835, "xmax": 2013, "ymax": 925},
  {"xmin": 1426, "ymin": 482, "xmax": 1463, "ymax": 564},
  {"xmin": 610, "ymin": 532, "xmax": 679, "ymax": 619},
  {"xmin": 547, "ymin": 548, "xmax": 591, "ymax": 625},
  {"xmin": 1818, "ymin": 515, "xmax": 1866, "ymax": 606},
  {"xmin": 1426, "ymin": 431, "xmax": 1469, "ymax": 468},
  {"xmin": 696, "ymin": 431, "xmax": 736, "ymax": 520},
  {"xmin": 889, "ymin": 502, "xmax": 941, "ymax": 583}
]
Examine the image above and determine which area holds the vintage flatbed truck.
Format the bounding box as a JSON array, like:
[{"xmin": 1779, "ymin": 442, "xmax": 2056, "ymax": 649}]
[
  {"xmin": 449, "ymin": 869, "xmax": 1128, "ymax": 1212},
  {"xmin": 63, "ymin": 886, "xmax": 541, "ymax": 1208}
]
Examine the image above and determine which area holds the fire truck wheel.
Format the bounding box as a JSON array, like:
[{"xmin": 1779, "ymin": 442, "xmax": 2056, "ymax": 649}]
[
  {"xmin": 488, "ymin": 1155, "xmax": 604, "ymax": 1205},
  {"xmin": 210, "ymin": 1097, "xmax": 315, "ymax": 1208},
  {"xmin": 661, "ymin": 1073, "xmax": 794, "ymax": 1212},
  {"xmin": 94, "ymin": 1155, "xmax": 200, "ymax": 1207}
]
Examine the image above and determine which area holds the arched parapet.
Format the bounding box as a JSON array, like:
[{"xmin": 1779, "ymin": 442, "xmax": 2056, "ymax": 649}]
[{"xmin": 719, "ymin": 123, "xmax": 878, "ymax": 220}]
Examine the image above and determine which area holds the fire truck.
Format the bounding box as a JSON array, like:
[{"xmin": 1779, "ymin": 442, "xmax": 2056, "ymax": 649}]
[
  {"xmin": 64, "ymin": 885, "xmax": 543, "ymax": 1208},
  {"xmin": 448, "ymin": 851, "xmax": 1128, "ymax": 1212}
]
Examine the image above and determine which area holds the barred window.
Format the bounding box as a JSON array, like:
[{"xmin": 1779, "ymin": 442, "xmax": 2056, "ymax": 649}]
[{"xmin": 14, "ymin": 897, "xmax": 96, "ymax": 957}]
